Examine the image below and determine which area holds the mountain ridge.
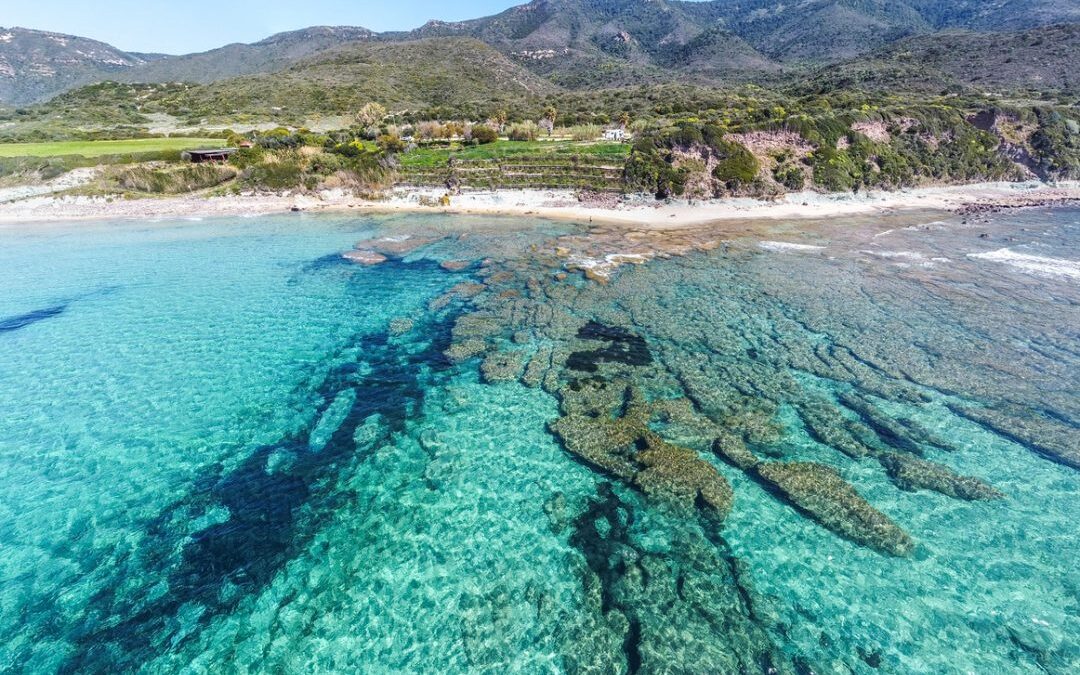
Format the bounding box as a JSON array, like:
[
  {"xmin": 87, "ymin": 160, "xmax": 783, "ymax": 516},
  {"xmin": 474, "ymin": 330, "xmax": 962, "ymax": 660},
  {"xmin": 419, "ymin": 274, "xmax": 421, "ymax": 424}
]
[{"xmin": 2, "ymin": 0, "xmax": 1079, "ymax": 105}]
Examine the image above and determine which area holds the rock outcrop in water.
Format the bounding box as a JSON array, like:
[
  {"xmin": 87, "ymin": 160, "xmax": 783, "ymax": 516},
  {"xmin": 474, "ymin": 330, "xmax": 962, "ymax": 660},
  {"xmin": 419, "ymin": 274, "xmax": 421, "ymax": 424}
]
[
  {"xmin": 549, "ymin": 379, "xmax": 733, "ymax": 519},
  {"xmin": 756, "ymin": 461, "xmax": 915, "ymax": 557},
  {"xmin": 878, "ymin": 452, "xmax": 1004, "ymax": 500},
  {"xmin": 561, "ymin": 483, "xmax": 804, "ymax": 674}
]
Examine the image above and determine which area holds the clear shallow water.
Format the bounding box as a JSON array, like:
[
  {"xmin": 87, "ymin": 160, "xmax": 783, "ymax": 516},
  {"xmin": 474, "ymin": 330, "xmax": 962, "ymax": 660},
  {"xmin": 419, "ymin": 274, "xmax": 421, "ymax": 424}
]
[{"xmin": 0, "ymin": 209, "xmax": 1077, "ymax": 673}]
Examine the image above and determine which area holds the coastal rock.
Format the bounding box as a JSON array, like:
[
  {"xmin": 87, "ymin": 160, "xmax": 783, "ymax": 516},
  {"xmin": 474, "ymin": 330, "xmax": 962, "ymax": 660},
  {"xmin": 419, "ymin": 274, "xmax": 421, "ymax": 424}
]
[
  {"xmin": 354, "ymin": 235, "xmax": 439, "ymax": 256},
  {"xmin": 480, "ymin": 350, "xmax": 526, "ymax": 383},
  {"xmin": 445, "ymin": 338, "xmax": 487, "ymax": 363},
  {"xmin": 755, "ymin": 461, "xmax": 915, "ymax": 557},
  {"xmin": 388, "ymin": 317, "xmax": 414, "ymax": 335},
  {"xmin": 878, "ymin": 453, "xmax": 1004, "ymax": 501},
  {"xmin": 635, "ymin": 436, "xmax": 734, "ymax": 518},
  {"xmin": 440, "ymin": 259, "xmax": 473, "ymax": 272},
  {"xmin": 342, "ymin": 249, "xmax": 387, "ymax": 266},
  {"xmin": 712, "ymin": 430, "xmax": 760, "ymax": 470}
]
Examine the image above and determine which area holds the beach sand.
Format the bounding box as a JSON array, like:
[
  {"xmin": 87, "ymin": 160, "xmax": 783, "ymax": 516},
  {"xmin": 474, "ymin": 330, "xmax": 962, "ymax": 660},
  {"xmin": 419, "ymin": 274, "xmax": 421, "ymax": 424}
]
[{"xmin": 1, "ymin": 180, "xmax": 1077, "ymax": 228}]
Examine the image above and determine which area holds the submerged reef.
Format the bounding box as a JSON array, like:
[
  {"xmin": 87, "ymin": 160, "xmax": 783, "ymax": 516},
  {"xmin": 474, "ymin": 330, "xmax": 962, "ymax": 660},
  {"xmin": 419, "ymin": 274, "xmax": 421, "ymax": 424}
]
[
  {"xmin": 755, "ymin": 462, "xmax": 915, "ymax": 557},
  {"xmin": 561, "ymin": 483, "xmax": 804, "ymax": 674},
  {"xmin": 447, "ymin": 213, "xmax": 1070, "ymax": 567},
  {"xmin": 878, "ymin": 452, "xmax": 1004, "ymax": 500}
]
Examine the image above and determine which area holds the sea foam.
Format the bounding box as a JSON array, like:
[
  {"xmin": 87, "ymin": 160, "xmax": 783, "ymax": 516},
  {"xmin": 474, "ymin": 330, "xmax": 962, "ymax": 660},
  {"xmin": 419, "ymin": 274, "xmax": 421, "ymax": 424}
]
[
  {"xmin": 968, "ymin": 248, "xmax": 1080, "ymax": 281},
  {"xmin": 759, "ymin": 241, "xmax": 825, "ymax": 253}
]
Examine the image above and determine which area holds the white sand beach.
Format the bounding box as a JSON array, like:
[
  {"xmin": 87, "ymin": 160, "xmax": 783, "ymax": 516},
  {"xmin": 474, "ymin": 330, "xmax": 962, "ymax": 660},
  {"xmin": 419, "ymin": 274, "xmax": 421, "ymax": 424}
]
[{"xmin": 1, "ymin": 180, "xmax": 1077, "ymax": 228}]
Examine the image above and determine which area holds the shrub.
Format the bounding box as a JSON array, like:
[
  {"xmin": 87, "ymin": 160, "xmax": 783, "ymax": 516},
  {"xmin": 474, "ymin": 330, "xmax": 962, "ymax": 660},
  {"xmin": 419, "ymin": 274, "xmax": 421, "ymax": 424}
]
[
  {"xmin": 376, "ymin": 134, "xmax": 407, "ymax": 154},
  {"xmin": 711, "ymin": 140, "xmax": 760, "ymax": 185},
  {"xmin": 241, "ymin": 158, "xmax": 305, "ymax": 191},
  {"xmin": 774, "ymin": 165, "xmax": 806, "ymax": 191},
  {"xmin": 508, "ymin": 122, "xmax": 539, "ymax": 141},
  {"xmin": 471, "ymin": 125, "xmax": 498, "ymax": 144},
  {"xmin": 568, "ymin": 125, "xmax": 602, "ymax": 141},
  {"xmin": 116, "ymin": 164, "xmax": 237, "ymax": 194}
]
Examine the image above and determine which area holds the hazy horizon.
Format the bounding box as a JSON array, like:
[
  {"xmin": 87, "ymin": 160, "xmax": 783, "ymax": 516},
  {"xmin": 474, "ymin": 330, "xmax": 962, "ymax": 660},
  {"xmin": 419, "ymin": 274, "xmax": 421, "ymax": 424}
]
[{"xmin": 2, "ymin": 0, "xmax": 528, "ymax": 54}]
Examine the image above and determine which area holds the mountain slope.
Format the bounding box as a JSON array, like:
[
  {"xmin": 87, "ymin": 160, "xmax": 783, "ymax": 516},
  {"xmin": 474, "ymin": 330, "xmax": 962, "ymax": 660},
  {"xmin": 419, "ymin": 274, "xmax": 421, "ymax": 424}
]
[
  {"xmin": 114, "ymin": 26, "xmax": 376, "ymax": 84},
  {"xmin": 0, "ymin": 27, "xmax": 158, "ymax": 104},
  {"xmin": 5, "ymin": 0, "xmax": 1080, "ymax": 106},
  {"xmin": 804, "ymin": 23, "xmax": 1080, "ymax": 94},
  {"xmin": 394, "ymin": 0, "xmax": 781, "ymax": 87},
  {"xmin": 43, "ymin": 38, "xmax": 558, "ymax": 124}
]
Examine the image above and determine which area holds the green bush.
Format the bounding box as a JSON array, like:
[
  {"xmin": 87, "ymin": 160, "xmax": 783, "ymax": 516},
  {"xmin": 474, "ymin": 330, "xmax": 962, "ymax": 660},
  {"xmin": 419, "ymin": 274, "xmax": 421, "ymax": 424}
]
[
  {"xmin": 711, "ymin": 140, "xmax": 759, "ymax": 185},
  {"xmin": 241, "ymin": 158, "xmax": 305, "ymax": 190},
  {"xmin": 471, "ymin": 125, "xmax": 498, "ymax": 144},
  {"xmin": 774, "ymin": 164, "xmax": 806, "ymax": 191}
]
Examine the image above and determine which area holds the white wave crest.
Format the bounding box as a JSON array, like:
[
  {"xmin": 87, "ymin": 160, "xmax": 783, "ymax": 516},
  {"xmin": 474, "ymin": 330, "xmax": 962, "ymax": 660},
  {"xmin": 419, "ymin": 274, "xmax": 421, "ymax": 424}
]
[
  {"xmin": 968, "ymin": 248, "xmax": 1080, "ymax": 281},
  {"xmin": 759, "ymin": 241, "xmax": 825, "ymax": 253}
]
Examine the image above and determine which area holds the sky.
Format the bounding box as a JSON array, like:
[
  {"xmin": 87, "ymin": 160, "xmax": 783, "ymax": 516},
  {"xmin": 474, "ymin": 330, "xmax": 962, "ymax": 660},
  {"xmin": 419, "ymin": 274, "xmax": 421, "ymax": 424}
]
[{"xmin": 2, "ymin": 0, "xmax": 525, "ymax": 54}]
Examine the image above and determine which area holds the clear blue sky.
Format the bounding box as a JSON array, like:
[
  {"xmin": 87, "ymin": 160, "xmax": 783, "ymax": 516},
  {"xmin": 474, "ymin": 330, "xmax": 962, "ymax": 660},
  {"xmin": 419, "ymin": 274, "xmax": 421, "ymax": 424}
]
[{"xmin": 3, "ymin": 1, "xmax": 525, "ymax": 54}]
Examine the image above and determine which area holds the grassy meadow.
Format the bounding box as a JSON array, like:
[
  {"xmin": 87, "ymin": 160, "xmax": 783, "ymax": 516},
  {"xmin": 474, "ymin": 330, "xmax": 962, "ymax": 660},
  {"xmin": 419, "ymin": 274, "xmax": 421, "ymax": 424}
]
[{"xmin": 0, "ymin": 138, "xmax": 226, "ymax": 158}]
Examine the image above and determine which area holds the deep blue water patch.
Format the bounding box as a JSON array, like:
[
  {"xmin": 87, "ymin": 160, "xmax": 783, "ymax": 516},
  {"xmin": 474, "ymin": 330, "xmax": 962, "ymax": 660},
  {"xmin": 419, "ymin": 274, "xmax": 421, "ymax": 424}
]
[
  {"xmin": 59, "ymin": 259, "xmax": 461, "ymax": 673},
  {"xmin": 0, "ymin": 304, "xmax": 67, "ymax": 333}
]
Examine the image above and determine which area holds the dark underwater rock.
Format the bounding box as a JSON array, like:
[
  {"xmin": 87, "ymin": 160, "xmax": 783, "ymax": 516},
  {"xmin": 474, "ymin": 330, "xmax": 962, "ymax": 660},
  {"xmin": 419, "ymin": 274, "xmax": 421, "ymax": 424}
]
[
  {"xmin": 948, "ymin": 402, "xmax": 1080, "ymax": 471},
  {"xmin": 561, "ymin": 483, "xmax": 803, "ymax": 674},
  {"xmin": 712, "ymin": 429, "xmax": 761, "ymax": 470},
  {"xmin": 755, "ymin": 461, "xmax": 915, "ymax": 557},
  {"xmin": 878, "ymin": 453, "xmax": 1004, "ymax": 500},
  {"xmin": 635, "ymin": 436, "xmax": 734, "ymax": 518}
]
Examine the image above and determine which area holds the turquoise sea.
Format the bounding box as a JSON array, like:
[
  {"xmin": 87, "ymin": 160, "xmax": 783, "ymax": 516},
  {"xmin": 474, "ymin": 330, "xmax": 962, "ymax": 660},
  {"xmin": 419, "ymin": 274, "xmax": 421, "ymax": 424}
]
[{"xmin": 0, "ymin": 207, "xmax": 1077, "ymax": 674}]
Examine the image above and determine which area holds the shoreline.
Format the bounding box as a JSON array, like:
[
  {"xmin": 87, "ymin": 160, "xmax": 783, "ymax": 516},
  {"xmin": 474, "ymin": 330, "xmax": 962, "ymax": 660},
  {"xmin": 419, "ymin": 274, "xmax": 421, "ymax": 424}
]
[{"xmin": 1, "ymin": 180, "xmax": 1078, "ymax": 228}]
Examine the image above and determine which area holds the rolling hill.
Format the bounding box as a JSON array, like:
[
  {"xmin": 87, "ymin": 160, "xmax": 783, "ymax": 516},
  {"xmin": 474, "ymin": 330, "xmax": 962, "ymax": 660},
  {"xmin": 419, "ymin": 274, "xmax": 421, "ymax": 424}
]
[
  {"xmin": 112, "ymin": 26, "xmax": 377, "ymax": 85},
  {"xmin": 0, "ymin": 27, "xmax": 162, "ymax": 105},
  {"xmin": 40, "ymin": 38, "xmax": 558, "ymax": 124}
]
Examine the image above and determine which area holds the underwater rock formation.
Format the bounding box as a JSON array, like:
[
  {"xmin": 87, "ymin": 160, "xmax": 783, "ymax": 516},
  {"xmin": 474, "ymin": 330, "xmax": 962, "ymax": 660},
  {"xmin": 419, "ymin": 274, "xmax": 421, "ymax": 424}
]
[
  {"xmin": 342, "ymin": 249, "xmax": 387, "ymax": 266},
  {"xmin": 522, "ymin": 346, "xmax": 554, "ymax": 388},
  {"xmin": 562, "ymin": 483, "xmax": 803, "ymax": 674},
  {"xmin": 549, "ymin": 380, "xmax": 733, "ymax": 519},
  {"xmin": 712, "ymin": 430, "xmax": 761, "ymax": 471},
  {"xmin": 480, "ymin": 350, "xmax": 526, "ymax": 383},
  {"xmin": 635, "ymin": 435, "xmax": 734, "ymax": 518},
  {"xmin": 949, "ymin": 402, "xmax": 1080, "ymax": 471},
  {"xmin": 755, "ymin": 462, "xmax": 915, "ymax": 557},
  {"xmin": 445, "ymin": 338, "xmax": 487, "ymax": 363},
  {"xmin": 388, "ymin": 317, "xmax": 415, "ymax": 335},
  {"xmin": 797, "ymin": 400, "xmax": 874, "ymax": 458},
  {"xmin": 878, "ymin": 453, "xmax": 1004, "ymax": 501}
]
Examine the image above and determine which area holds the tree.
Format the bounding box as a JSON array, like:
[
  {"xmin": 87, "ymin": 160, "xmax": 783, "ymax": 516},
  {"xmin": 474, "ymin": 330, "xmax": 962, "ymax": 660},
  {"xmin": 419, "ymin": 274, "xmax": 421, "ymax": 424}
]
[
  {"xmin": 494, "ymin": 109, "xmax": 509, "ymax": 130},
  {"xmin": 542, "ymin": 106, "xmax": 558, "ymax": 137},
  {"xmin": 356, "ymin": 102, "xmax": 387, "ymax": 128},
  {"xmin": 618, "ymin": 112, "xmax": 631, "ymax": 129}
]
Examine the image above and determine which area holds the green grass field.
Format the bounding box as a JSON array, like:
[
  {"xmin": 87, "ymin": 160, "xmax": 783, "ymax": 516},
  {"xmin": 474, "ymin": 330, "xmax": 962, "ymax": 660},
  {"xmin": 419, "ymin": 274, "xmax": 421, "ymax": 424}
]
[
  {"xmin": 0, "ymin": 138, "xmax": 226, "ymax": 158},
  {"xmin": 399, "ymin": 140, "xmax": 630, "ymax": 168}
]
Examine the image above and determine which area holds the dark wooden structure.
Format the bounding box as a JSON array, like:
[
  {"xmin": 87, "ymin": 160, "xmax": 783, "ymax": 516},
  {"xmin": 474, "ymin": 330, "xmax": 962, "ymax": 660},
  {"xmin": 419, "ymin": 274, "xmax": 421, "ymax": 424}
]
[{"xmin": 183, "ymin": 148, "xmax": 237, "ymax": 163}]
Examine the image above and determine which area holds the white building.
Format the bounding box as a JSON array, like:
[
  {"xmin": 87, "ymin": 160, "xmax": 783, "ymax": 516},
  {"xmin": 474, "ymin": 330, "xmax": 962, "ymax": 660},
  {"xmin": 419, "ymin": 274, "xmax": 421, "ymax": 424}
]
[{"xmin": 603, "ymin": 128, "xmax": 628, "ymax": 142}]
